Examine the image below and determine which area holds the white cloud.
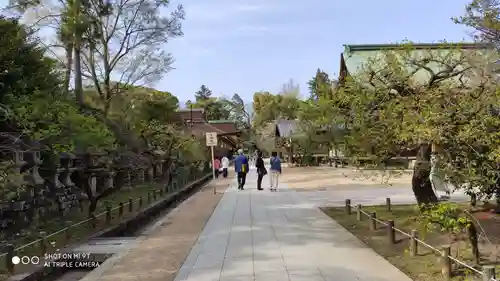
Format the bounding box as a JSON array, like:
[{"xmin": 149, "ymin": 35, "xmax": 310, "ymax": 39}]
[
  {"xmin": 184, "ymin": 2, "xmax": 275, "ymax": 23},
  {"xmin": 235, "ymin": 4, "xmax": 265, "ymax": 12},
  {"xmin": 237, "ymin": 25, "xmax": 273, "ymax": 33}
]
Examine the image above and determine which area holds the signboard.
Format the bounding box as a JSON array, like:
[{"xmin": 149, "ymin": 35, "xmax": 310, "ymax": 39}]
[{"xmin": 206, "ymin": 132, "xmax": 218, "ymax": 146}]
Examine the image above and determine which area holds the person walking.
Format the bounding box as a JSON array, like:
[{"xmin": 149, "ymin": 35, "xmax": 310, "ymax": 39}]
[
  {"xmin": 234, "ymin": 149, "xmax": 249, "ymax": 190},
  {"xmin": 269, "ymin": 151, "xmax": 282, "ymax": 191},
  {"xmin": 255, "ymin": 150, "xmax": 266, "ymax": 191},
  {"xmin": 221, "ymin": 155, "xmax": 229, "ymax": 178},
  {"xmin": 213, "ymin": 157, "xmax": 221, "ymax": 179}
]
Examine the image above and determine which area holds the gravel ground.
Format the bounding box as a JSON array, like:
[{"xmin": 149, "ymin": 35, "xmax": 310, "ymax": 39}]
[{"xmin": 91, "ymin": 177, "xmax": 233, "ymax": 281}]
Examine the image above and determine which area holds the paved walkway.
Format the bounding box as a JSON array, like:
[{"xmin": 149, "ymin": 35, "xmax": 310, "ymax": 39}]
[{"xmin": 173, "ymin": 167, "xmax": 455, "ymax": 281}]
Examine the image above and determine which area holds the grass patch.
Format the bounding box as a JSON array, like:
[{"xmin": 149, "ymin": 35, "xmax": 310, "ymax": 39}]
[
  {"xmin": 322, "ymin": 204, "xmax": 482, "ymax": 281},
  {"xmin": 0, "ymin": 175, "xmax": 208, "ymax": 279}
]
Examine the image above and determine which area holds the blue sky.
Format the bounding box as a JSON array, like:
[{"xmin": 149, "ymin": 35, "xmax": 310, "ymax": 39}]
[
  {"xmin": 0, "ymin": 0, "xmax": 474, "ymax": 102},
  {"xmin": 162, "ymin": 0, "xmax": 473, "ymax": 102}
]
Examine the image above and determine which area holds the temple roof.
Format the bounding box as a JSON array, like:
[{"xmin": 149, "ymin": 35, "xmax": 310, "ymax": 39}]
[{"xmin": 339, "ymin": 42, "xmax": 496, "ymax": 87}]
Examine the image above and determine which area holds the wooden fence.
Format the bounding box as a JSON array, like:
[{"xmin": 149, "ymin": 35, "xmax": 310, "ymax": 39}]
[{"xmin": 344, "ymin": 198, "xmax": 498, "ymax": 281}]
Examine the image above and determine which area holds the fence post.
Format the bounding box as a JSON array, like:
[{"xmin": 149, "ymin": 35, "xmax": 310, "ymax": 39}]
[
  {"xmin": 128, "ymin": 198, "xmax": 133, "ymax": 212},
  {"xmin": 387, "ymin": 220, "xmax": 395, "ymax": 244},
  {"xmin": 148, "ymin": 192, "xmax": 152, "ymax": 204},
  {"xmin": 345, "ymin": 199, "xmax": 351, "ymax": 214},
  {"xmin": 369, "ymin": 212, "xmax": 377, "ymax": 231},
  {"xmin": 105, "ymin": 205, "xmax": 112, "ymax": 224},
  {"xmin": 410, "ymin": 229, "xmax": 418, "ymax": 256},
  {"xmin": 153, "ymin": 190, "xmax": 157, "ymax": 200},
  {"xmin": 441, "ymin": 245, "xmax": 452, "ymax": 280},
  {"xmin": 65, "ymin": 227, "xmax": 71, "ymax": 242},
  {"xmin": 483, "ymin": 265, "xmax": 496, "ymax": 281},
  {"xmin": 160, "ymin": 188, "xmax": 164, "ymax": 196},
  {"xmin": 118, "ymin": 202, "xmax": 124, "ymax": 217},
  {"xmin": 91, "ymin": 213, "xmax": 97, "ymax": 228},
  {"xmin": 6, "ymin": 244, "xmax": 14, "ymax": 273},
  {"xmin": 386, "ymin": 197, "xmax": 391, "ymax": 212},
  {"xmin": 40, "ymin": 236, "xmax": 47, "ymax": 255},
  {"xmin": 356, "ymin": 204, "xmax": 362, "ymax": 221},
  {"xmin": 139, "ymin": 196, "xmax": 143, "ymax": 208}
]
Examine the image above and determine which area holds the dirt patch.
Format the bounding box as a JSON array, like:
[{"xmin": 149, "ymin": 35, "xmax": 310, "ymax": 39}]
[
  {"xmin": 279, "ymin": 167, "xmax": 412, "ymax": 190},
  {"xmin": 322, "ymin": 204, "xmax": 498, "ymax": 281},
  {"xmin": 92, "ymin": 177, "xmax": 232, "ymax": 281}
]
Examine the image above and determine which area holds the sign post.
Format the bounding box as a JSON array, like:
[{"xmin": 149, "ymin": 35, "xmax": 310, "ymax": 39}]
[{"xmin": 205, "ymin": 132, "xmax": 218, "ymax": 194}]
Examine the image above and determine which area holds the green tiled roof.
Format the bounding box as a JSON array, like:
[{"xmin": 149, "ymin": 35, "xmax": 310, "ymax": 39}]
[
  {"xmin": 344, "ymin": 43, "xmax": 491, "ymax": 54},
  {"xmin": 342, "ymin": 42, "xmax": 496, "ymax": 86}
]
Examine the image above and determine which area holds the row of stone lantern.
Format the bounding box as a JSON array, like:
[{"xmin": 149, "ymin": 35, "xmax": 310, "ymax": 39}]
[{"xmin": 0, "ymin": 149, "xmax": 170, "ymax": 236}]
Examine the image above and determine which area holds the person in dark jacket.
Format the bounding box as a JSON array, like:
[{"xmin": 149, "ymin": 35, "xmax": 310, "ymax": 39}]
[{"xmin": 255, "ymin": 150, "xmax": 266, "ymax": 190}]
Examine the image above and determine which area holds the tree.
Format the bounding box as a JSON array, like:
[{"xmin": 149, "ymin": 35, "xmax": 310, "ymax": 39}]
[
  {"xmin": 0, "ymin": 17, "xmax": 62, "ymax": 104},
  {"xmin": 307, "ymin": 69, "xmax": 335, "ymax": 100},
  {"xmin": 335, "ymin": 42, "xmax": 498, "ymax": 205},
  {"xmin": 0, "ymin": 18, "xmax": 116, "ymax": 215},
  {"xmin": 187, "ymin": 85, "xmax": 230, "ymax": 121},
  {"xmin": 7, "ymin": 0, "xmax": 185, "ymax": 150},
  {"xmin": 0, "ymin": 17, "xmax": 70, "ymax": 206},
  {"xmin": 297, "ymin": 98, "xmax": 346, "ymax": 165},
  {"xmin": 252, "ymin": 91, "xmax": 280, "ymax": 128},
  {"xmin": 224, "ymin": 93, "xmax": 251, "ymax": 130},
  {"xmin": 252, "ymin": 89, "xmax": 302, "ymax": 129},
  {"xmin": 79, "ymin": 0, "xmax": 184, "ymax": 112},
  {"xmin": 0, "ymin": 12, "xmax": 208, "ymax": 221},
  {"xmin": 221, "ymin": 93, "xmax": 256, "ymax": 149},
  {"xmin": 85, "ymin": 86, "xmax": 180, "ymax": 130},
  {"xmin": 453, "ymin": 0, "xmax": 500, "ymax": 49},
  {"xmin": 195, "ymin": 85, "xmax": 212, "ymax": 101}
]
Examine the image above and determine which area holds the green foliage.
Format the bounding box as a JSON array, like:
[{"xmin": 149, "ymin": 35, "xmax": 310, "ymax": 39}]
[
  {"xmin": 194, "ymin": 85, "xmax": 212, "ymax": 101},
  {"xmin": 0, "ymin": 17, "xmax": 62, "ymax": 104},
  {"xmin": 252, "ymin": 91, "xmax": 302, "ymax": 129},
  {"xmin": 453, "ymin": 0, "xmax": 500, "ymax": 46},
  {"xmin": 0, "ymin": 161, "xmax": 23, "ymax": 202},
  {"xmin": 307, "ymin": 68, "xmax": 336, "ymax": 100},
  {"xmin": 14, "ymin": 95, "xmax": 116, "ymax": 152},
  {"xmin": 222, "ymin": 93, "xmax": 251, "ymax": 130},
  {"xmin": 331, "ymin": 42, "xmax": 500, "ymax": 196},
  {"xmin": 187, "ymin": 85, "xmax": 230, "ymax": 121},
  {"xmin": 417, "ymin": 203, "xmax": 471, "ymax": 237}
]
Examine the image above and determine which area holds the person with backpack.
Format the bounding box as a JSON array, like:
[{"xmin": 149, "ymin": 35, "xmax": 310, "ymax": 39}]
[
  {"xmin": 269, "ymin": 151, "xmax": 282, "ymax": 191},
  {"xmin": 234, "ymin": 149, "xmax": 249, "ymax": 190}
]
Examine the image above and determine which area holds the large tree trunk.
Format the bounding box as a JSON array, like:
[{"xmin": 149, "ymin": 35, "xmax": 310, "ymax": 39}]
[
  {"xmin": 411, "ymin": 143, "xmax": 438, "ymax": 205},
  {"xmin": 74, "ymin": 44, "xmax": 84, "ymax": 105},
  {"xmin": 63, "ymin": 42, "xmax": 73, "ymax": 95}
]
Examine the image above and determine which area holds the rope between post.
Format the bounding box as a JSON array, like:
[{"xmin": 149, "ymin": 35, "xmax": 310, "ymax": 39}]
[{"xmin": 344, "ymin": 199, "xmax": 498, "ymax": 281}]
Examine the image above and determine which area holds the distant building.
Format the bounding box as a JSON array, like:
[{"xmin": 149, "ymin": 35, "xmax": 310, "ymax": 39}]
[
  {"xmin": 336, "ymin": 42, "xmax": 496, "ymax": 164},
  {"xmin": 175, "ymin": 108, "xmax": 241, "ymax": 156},
  {"xmin": 338, "ymin": 42, "xmax": 495, "ymax": 86}
]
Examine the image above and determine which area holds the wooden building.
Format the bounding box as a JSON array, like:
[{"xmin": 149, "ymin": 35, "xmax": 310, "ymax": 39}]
[{"xmin": 175, "ymin": 108, "xmax": 241, "ymax": 157}]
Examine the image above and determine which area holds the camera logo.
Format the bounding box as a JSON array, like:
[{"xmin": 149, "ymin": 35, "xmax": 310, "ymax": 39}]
[{"xmin": 11, "ymin": 256, "xmax": 40, "ymax": 265}]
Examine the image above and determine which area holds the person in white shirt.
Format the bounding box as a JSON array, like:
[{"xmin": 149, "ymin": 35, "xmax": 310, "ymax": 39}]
[{"xmin": 221, "ymin": 156, "xmax": 230, "ymax": 178}]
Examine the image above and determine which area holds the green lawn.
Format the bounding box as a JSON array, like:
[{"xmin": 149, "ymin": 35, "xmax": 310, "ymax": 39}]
[{"xmin": 322, "ymin": 204, "xmax": 481, "ymax": 281}]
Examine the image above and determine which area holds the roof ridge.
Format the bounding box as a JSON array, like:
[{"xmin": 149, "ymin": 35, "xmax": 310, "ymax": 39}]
[{"xmin": 343, "ymin": 42, "xmax": 493, "ymax": 53}]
